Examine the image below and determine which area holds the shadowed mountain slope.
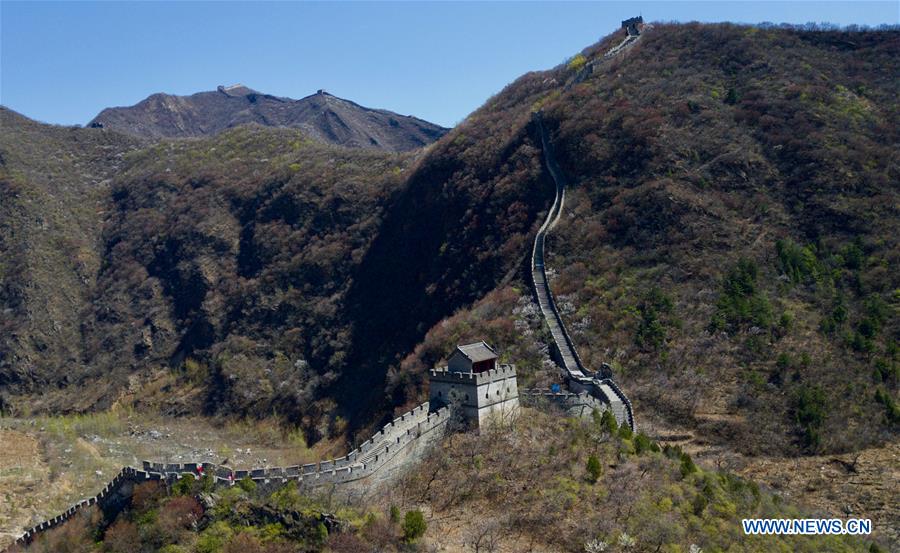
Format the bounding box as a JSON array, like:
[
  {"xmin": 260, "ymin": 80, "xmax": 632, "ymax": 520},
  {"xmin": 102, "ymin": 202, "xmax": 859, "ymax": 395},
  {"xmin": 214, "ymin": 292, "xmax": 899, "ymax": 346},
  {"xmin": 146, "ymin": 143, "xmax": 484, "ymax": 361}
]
[
  {"xmin": 87, "ymin": 86, "xmax": 448, "ymax": 151},
  {"xmin": 0, "ymin": 108, "xmax": 144, "ymax": 398}
]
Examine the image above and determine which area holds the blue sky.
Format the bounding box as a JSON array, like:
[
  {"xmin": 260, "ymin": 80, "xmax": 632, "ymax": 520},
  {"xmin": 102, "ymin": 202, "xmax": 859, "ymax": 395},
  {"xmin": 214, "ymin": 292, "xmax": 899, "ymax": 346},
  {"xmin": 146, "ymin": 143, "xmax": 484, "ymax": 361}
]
[{"xmin": 2, "ymin": 1, "xmax": 897, "ymax": 128}]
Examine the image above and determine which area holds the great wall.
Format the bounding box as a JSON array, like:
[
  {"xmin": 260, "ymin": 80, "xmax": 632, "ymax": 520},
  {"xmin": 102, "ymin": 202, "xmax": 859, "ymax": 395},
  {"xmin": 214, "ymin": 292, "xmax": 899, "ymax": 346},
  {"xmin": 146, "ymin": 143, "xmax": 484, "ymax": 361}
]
[
  {"xmin": 10, "ymin": 402, "xmax": 453, "ymax": 548},
  {"xmin": 568, "ymin": 16, "xmax": 645, "ymax": 88},
  {"xmin": 6, "ymin": 22, "xmax": 642, "ymax": 551},
  {"xmin": 521, "ymin": 17, "xmax": 645, "ymax": 431},
  {"xmin": 528, "ymin": 111, "xmax": 635, "ymax": 432}
]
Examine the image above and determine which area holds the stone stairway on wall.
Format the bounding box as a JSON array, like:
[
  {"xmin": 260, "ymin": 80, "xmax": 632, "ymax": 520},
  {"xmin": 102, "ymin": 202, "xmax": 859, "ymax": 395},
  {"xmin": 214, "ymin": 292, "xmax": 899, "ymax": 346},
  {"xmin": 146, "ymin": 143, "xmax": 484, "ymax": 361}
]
[
  {"xmin": 604, "ymin": 34, "xmax": 641, "ymax": 58},
  {"xmin": 594, "ymin": 380, "xmax": 631, "ymax": 429},
  {"xmin": 531, "ymin": 113, "xmax": 585, "ymax": 381},
  {"xmin": 568, "ymin": 30, "xmax": 643, "ymax": 89},
  {"xmin": 531, "ymin": 111, "xmax": 635, "ymax": 432}
]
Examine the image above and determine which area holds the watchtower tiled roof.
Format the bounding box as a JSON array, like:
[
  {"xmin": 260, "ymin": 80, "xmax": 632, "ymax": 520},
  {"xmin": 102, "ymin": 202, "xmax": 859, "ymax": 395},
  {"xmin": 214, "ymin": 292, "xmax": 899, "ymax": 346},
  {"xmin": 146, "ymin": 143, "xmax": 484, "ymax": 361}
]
[{"xmin": 455, "ymin": 341, "xmax": 498, "ymax": 363}]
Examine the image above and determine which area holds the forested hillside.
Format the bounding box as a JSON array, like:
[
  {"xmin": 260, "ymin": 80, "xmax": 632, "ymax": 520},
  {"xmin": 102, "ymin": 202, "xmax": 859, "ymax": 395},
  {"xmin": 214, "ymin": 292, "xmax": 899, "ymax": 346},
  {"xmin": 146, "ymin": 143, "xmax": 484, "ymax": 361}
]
[
  {"xmin": 2, "ymin": 24, "xmax": 897, "ymax": 459},
  {"xmin": 543, "ymin": 23, "xmax": 899, "ymax": 455},
  {"xmin": 0, "ymin": 109, "xmax": 144, "ymax": 406},
  {"xmin": 386, "ymin": 23, "xmax": 899, "ymax": 456},
  {"xmin": 1, "ymin": 60, "xmax": 561, "ymax": 439}
]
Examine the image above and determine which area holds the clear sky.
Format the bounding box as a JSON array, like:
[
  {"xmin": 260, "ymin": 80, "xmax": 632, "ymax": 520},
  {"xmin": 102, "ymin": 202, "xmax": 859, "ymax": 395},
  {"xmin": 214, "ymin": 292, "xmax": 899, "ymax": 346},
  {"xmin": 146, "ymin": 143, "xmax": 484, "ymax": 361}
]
[{"xmin": 2, "ymin": 1, "xmax": 897, "ymax": 128}]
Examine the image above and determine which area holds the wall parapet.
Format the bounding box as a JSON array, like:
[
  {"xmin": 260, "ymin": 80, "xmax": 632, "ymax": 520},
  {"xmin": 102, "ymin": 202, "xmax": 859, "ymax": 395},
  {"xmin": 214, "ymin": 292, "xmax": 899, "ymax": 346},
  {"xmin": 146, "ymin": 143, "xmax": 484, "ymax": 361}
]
[
  {"xmin": 429, "ymin": 364, "xmax": 516, "ymax": 384},
  {"xmin": 520, "ymin": 388, "xmax": 608, "ymax": 414}
]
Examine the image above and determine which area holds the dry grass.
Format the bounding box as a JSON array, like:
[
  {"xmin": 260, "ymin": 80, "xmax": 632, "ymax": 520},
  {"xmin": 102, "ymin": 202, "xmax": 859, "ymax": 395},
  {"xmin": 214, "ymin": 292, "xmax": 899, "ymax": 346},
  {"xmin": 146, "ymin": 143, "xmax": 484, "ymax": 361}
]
[
  {"xmin": 0, "ymin": 411, "xmax": 346, "ymax": 549},
  {"xmin": 380, "ymin": 408, "xmax": 878, "ymax": 552},
  {"xmin": 0, "ymin": 429, "xmax": 49, "ymax": 547}
]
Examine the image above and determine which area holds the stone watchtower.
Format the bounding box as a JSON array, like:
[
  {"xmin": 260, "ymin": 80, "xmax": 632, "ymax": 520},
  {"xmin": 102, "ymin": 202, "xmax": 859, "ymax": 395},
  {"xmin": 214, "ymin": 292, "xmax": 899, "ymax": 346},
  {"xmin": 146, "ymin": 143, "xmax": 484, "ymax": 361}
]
[
  {"xmin": 429, "ymin": 342, "xmax": 520, "ymax": 428},
  {"xmin": 622, "ymin": 16, "xmax": 644, "ymax": 36}
]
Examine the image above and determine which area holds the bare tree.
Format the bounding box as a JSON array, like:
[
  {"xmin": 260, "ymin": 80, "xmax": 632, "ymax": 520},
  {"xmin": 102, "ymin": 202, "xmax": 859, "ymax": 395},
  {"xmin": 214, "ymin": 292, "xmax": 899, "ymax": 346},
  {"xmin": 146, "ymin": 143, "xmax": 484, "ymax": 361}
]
[{"xmin": 466, "ymin": 518, "xmax": 503, "ymax": 553}]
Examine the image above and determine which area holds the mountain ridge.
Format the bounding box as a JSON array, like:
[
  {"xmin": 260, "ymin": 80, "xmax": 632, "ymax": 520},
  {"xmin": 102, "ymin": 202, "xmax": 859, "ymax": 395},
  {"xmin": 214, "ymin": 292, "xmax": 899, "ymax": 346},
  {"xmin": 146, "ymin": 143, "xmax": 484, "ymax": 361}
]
[{"xmin": 87, "ymin": 86, "xmax": 448, "ymax": 151}]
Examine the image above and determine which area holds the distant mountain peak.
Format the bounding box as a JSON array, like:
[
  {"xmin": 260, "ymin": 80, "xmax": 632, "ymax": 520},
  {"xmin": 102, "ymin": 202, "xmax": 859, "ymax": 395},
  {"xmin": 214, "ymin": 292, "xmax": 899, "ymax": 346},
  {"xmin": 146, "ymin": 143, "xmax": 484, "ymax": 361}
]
[
  {"xmin": 88, "ymin": 86, "xmax": 448, "ymax": 151},
  {"xmin": 216, "ymin": 83, "xmax": 259, "ymax": 97}
]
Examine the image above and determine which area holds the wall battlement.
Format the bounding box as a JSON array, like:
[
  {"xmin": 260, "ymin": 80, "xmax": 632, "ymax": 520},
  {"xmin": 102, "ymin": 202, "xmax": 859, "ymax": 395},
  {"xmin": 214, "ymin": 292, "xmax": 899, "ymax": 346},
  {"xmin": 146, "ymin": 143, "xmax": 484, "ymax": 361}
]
[
  {"xmin": 429, "ymin": 364, "xmax": 516, "ymax": 384},
  {"xmin": 428, "ymin": 363, "xmax": 519, "ymax": 429}
]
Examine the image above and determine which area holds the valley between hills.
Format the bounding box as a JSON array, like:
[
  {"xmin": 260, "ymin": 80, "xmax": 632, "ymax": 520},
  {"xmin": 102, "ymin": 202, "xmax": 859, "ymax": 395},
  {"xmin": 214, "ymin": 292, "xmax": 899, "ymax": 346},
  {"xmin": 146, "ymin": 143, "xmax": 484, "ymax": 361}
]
[{"xmin": 1, "ymin": 20, "xmax": 897, "ymax": 553}]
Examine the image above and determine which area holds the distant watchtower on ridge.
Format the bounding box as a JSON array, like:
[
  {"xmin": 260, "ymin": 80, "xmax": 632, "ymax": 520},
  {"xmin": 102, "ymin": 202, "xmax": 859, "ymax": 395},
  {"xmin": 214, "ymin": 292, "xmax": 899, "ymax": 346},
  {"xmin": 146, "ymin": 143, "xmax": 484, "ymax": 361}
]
[
  {"xmin": 429, "ymin": 342, "xmax": 520, "ymax": 428},
  {"xmin": 622, "ymin": 16, "xmax": 644, "ymax": 36}
]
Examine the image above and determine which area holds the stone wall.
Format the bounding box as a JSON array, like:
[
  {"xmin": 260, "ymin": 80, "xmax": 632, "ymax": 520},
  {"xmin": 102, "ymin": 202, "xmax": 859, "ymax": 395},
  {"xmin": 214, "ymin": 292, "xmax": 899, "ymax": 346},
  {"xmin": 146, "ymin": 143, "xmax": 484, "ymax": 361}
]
[
  {"xmin": 429, "ymin": 364, "xmax": 519, "ymax": 426},
  {"xmin": 603, "ymin": 34, "xmax": 641, "ymax": 58},
  {"xmin": 531, "ymin": 112, "xmax": 635, "ymax": 432},
  {"xmin": 11, "ymin": 402, "xmax": 450, "ymax": 549},
  {"xmin": 520, "ymin": 389, "xmax": 608, "ymax": 419}
]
